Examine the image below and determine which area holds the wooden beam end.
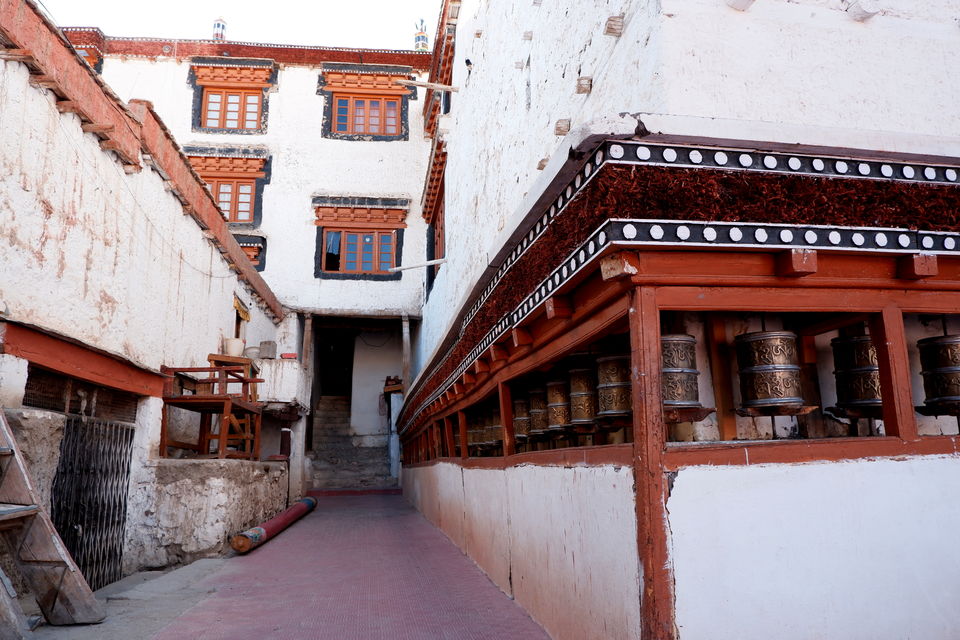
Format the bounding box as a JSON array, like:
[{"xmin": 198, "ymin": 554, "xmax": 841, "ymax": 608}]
[
  {"xmin": 897, "ymin": 253, "xmax": 938, "ymax": 280},
  {"xmin": 775, "ymin": 249, "xmax": 818, "ymax": 277}
]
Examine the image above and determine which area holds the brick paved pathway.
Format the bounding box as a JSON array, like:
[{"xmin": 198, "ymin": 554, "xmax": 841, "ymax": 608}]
[{"xmin": 153, "ymin": 494, "xmax": 548, "ymax": 640}]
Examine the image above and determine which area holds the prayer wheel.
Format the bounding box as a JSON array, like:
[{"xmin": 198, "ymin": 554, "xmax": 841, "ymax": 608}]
[
  {"xmin": 546, "ymin": 380, "xmax": 571, "ymax": 430},
  {"xmin": 569, "ymin": 368, "xmax": 596, "ymax": 425},
  {"xmin": 513, "ymin": 397, "xmax": 531, "ymax": 438},
  {"xmin": 597, "ymin": 355, "xmax": 632, "ymax": 416},
  {"xmin": 831, "ymin": 335, "xmax": 882, "ymax": 410},
  {"xmin": 661, "ymin": 334, "xmax": 701, "ymax": 408},
  {"xmin": 918, "ymin": 335, "xmax": 960, "ymax": 406},
  {"xmin": 735, "ymin": 331, "xmax": 803, "ymax": 408},
  {"xmin": 528, "ymin": 387, "xmax": 549, "ymax": 434}
]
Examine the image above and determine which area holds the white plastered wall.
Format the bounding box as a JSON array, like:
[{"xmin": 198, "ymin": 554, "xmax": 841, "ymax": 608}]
[
  {"xmin": 0, "ymin": 57, "xmax": 276, "ymax": 373},
  {"xmin": 350, "ymin": 329, "xmax": 402, "ymax": 445},
  {"xmin": 668, "ymin": 456, "xmax": 960, "ymax": 639},
  {"xmin": 414, "ymin": 0, "xmax": 960, "ymax": 382},
  {"xmin": 403, "ymin": 462, "xmax": 641, "ymax": 640},
  {"xmin": 97, "ymin": 58, "xmax": 430, "ymax": 317}
]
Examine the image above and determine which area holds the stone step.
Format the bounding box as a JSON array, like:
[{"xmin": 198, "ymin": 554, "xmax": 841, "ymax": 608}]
[{"xmin": 311, "ymin": 471, "xmax": 397, "ymax": 489}]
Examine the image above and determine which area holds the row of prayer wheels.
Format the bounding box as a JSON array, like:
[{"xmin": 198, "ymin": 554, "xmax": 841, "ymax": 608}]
[
  {"xmin": 512, "ymin": 355, "xmax": 633, "ymax": 435},
  {"xmin": 735, "ymin": 329, "xmax": 960, "ymax": 412},
  {"xmin": 466, "ymin": 404, "xmax": 504, "ymax": 446},
  {"xmin": 493, "ymin": 325, "xmax": 960, "ymax": 441}
]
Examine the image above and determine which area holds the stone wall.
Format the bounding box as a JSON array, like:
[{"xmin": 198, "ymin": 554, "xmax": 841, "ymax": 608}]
[{"xmin": 124, "ymin": 458, "xmax": 288, "ymax": 572}]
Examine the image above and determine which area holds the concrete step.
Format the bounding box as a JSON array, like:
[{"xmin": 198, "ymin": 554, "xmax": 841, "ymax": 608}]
[{"xmin": 311, "ymin": 473, "xmax": 397, "ymax": 489}]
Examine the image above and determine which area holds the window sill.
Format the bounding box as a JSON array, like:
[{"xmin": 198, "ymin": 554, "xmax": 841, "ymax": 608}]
[
  {"xmin": 192, "ymin": 126, "xmax": 267, "ymax": 135},
  {"xmin": 317, "ymin": 271, "xmax": 401, "ymax": 281}
]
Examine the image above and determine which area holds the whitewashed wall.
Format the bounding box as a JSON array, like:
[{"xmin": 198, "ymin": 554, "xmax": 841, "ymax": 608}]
[
  {"xmin": 414, "ymin": 0, "xmax": 960, "ymax": 382},
  {"xmin": 98, "ymin": 58, "xmax": 430, "ymax": 317},
  {"xmin": 0, "ymin": 57, "xmax": 275, "ymax": 373},
  {"xmin": 351, "ymin": 330, "xmax": 402, "ymax": 443},
  {"xmin": 403, "ymin": 462, "xmax": 641, "ymax": 640},
  {"xmin": 668, "ymin": 456, "xmax": 960, "ymax": 640}
]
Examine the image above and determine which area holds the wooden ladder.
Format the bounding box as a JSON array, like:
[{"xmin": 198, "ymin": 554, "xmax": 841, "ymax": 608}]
[{"xmin": 0, "ymin": 410, "xmax": 105, "ymax": 631}]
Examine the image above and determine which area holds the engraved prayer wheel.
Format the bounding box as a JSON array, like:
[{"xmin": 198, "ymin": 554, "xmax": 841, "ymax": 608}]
[
  {"xmin": 513, "ymin": 397, "xmax": 531, "ymax": 437},
  {"xmin": 831, "ymin": 335, "xmax": 882, "ymax": 409},
  {"xmin": 661, "ymin": 334, "xmax": 700, "ymax": 408},
  {"xmin": 596, "ymin": 355, "xmax": 631, "ymax": 416},
  {"xmin": 546, "ymin": 380, "xmax": 571, "ymax": 430},
  {"xmin": 918, "ymin": 335, "xmax": 960, "ymax": 406},
  {"xmin": 735, "ymin": 331, "xmax": 803, "ymax": 408},
  {"xmin": 569, "ymin": 368, "xmax": 596, "ymax": 424},
  {"xmin": 528, "ymin": 387, "xmax": 549, "ymax": 434}
]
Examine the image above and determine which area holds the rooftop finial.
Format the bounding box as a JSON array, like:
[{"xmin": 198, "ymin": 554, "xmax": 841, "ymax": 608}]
[
  {"xmin": 213, "ymin": 17, "xmax": 226, "ymax": 41},
  {"xmin": 414, "ymin": 19, "xmax": 429, "ymax": 51}
]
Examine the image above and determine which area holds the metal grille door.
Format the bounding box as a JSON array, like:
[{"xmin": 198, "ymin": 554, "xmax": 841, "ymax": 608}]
[{"xmin": 51, "ymin": 417, "xmax": 135, "ymax": 591}]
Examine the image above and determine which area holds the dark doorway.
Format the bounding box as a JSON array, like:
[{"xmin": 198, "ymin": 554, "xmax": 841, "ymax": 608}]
[{"xmin": 316, "ymin": 328, "xmax": 355, "ymax": 397}]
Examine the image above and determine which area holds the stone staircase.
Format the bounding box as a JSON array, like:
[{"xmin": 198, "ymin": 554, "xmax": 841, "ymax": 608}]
[{"xmin": 310, "ymin": 396, "xmax": 394, "ymax": 489}]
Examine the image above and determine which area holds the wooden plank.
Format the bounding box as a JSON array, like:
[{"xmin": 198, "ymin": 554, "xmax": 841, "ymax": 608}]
[
  {"xmin": 443, "ymin": 416, "xmax": 455, "ymax": 457},
  {"xmin": 655, "ymin": 286, "xmax": 960, "ymax": 313},
  {"xmin": 705, "ymin": 314, "xmax": 737, "ymax": 441},
  {"xmin": 869, "ymin": 306, "xmax": 918, "ymax": 440},
  {"xmin": 629, "ymin": 286, "xmax": 674, "ymax": 639},
  {"xmin": 664, "ymin": 435, "xmax": 959, "ymax": 469},
  {"xmin": 0, "ymin": 412, "xmax": 105, "ymax": 625},
  {"xmin": 1, "ymin": 323, "xmax": 164, "ymax": 396},
  {"xmin": 80, "ymin": 123, "xmax": 115, "ymax": 134},
  {"xmin": 498, "ymin": 382, "xmax": 516, "ymax": 456},
  {"xmin": 458, "ymin": 411, "xmax": 468, "ymax": 460}
]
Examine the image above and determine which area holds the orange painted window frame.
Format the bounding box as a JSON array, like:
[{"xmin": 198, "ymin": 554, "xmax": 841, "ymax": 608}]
[
  {"xmin": 332, "ymin": 94, "xmax": 401, "ymax": 136},
  {"xmin": 321, "ymin": 228, "xmax": 397, "ymax": 274},
  {"xmin": 210, "ymin": 178, "xmax": 256, "ymax": 222},
  {"xmin": 201, "ymin": 88, "xmax": 263, "ymax": 130}
]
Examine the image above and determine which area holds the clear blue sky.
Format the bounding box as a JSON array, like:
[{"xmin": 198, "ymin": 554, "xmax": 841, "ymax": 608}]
[{"xmin": 36, "ymin": 0, "xmax": 442, "ymax": 50}]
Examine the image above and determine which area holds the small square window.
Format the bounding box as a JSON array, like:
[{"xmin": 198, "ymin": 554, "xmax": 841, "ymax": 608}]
[
  {"xmin": 211, "ymin": 179, "xmax": 256, "ymax": 222},
  {"xmin": 330, "ymin": 95, "xmax": 403, "ymax": 137},
  {"xmin": 323, "ymin": 229, "xmax": 397, "ymax": 274},
  {"xmin": 202, "ymin": 89, "xmax": 262, "ymax": 131}
]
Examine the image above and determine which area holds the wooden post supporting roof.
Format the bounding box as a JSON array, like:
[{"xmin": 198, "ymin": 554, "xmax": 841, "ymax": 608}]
[{"xmin": 630, "ymin": 286, "xmax": 674, "ymax": 638}]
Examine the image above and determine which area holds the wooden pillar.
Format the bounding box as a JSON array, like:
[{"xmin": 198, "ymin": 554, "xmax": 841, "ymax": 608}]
[
  {"xmin": 869, "ymin": 306, "xmax": 918, "ymax": 441},
  {"xmin": 401, "ymin": 314, "xmax": 412, "ymax": 396},
  {"xmin": 499, "ymin": 382, "xmax": 516, "ymax": 456},
  {"xmin": 458, "ymin": 411, "xmax": 469, "ymax": 459},
  {"xmin": 301, "ymin": 312, "xmax": 313, "ymax": 372},
  {"xmin": 629, "ymin": 286, "xmax": 674, "ymax": 638},
  {"xmin": 443, "ymin": 416, "xmax": 455, "ymax": 457},
  {"xmin": 705, "ymin": 314, "xmax": 737, "ymax": 441}
]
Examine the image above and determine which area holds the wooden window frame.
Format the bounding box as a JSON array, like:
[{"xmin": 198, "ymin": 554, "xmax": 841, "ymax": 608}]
[
  {"xmin": 321, "ymin": 228, "xmax": 398, "ymax": 275},
  {"xmin": 332, "ymin": 94, "xmax": 402, "ymax": 136},
  {"xmin": 201, "ymin": 88, "xmax": 263, "ymax": 131},
  {"xmin": 210, "ymin": 178, "xmax": 256, "ymax": 223}
]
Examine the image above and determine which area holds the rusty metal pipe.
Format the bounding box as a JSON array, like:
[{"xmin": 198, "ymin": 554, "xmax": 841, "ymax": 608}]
[{"xmin": 230, "ymin": 496, "xmax": 317, "ymax": 554}]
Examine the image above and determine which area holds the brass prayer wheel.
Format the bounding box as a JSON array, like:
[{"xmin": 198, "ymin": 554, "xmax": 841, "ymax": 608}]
[
  {"xmin": 661, "ymin": 334, "xmax": 700, "ymax": 408},
  {"xmin": 919, "ymin": 335, "xmax": 960, "ymax": 406},
  {"xmin": 831, "ymin": 335, "xmax": 881, "ymax": 409},
  {"xmin": 597, "ymin": 355, "xmax": 632, "ymax": 416},
  {"xmin": 546, "ymin": 380, "xmax": 571, "ymax": 430},
  {"xmin": 735, "ymin": 331, "xmax": 803, "ymax": 408},
  {"xmin": 569, "ymin": 368, "xmax": 596, "ymax": 424},
  {"xmin": 513, "ymin": 397, "xmax": 531, "ymax": 437},
  {"xmin": 528, "ymin": 387, "xmax": 549, "ymax": 434}
]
